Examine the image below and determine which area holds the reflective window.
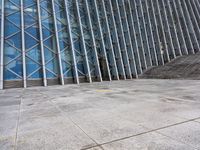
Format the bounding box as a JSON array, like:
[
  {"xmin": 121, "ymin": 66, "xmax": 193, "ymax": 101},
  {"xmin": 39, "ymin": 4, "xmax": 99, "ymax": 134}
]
[{"xmin": 4, "ymin": 0, "xmax": 22, "ymax": 80}]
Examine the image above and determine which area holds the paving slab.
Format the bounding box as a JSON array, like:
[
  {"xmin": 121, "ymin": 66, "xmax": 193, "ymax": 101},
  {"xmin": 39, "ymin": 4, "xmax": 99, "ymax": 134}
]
[
  {"xmin": 158, "ymin": 121, "xmax": 200, "ymax": 149},
  {"xmin": 0, "ymin": 111, "xmax": 18, "ymax": 138},
  {"xmin": 101, "ymin": 132, "xmax": 195, "ymax": 150},
  {"xmin": 16, "ymin": 116, "xmax": 97, "ymax": 150},
  {"xmin": 0, "ymin": 137, "xmax": 15, "ymax": 150}
]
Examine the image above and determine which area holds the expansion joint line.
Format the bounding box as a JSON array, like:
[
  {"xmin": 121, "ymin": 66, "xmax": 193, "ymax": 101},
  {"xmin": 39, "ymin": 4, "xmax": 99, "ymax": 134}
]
[
  {"xmin": 14, "ymin": 90, "xmax": 24, "ymax": 150},
  {"xmin": 81, "ymin": 116, "xmax": 200, "ymax": 150}
]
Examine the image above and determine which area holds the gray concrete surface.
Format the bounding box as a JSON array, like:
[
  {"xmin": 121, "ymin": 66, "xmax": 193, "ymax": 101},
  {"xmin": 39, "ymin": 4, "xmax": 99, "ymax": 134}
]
[{"xmin": 0, "ymin": 79, "xmax": 200, "ymax": 150}]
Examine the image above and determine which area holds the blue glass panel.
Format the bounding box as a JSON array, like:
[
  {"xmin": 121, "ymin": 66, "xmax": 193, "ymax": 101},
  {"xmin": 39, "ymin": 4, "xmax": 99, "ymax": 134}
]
[
  {"xmin": 4, "ymin": 57, "xmax": 22, "ymax": 79},
  {"xmin": 6, "ymin": 33, "xmax": 22, "ymax": 49},
  {"xmin": 30, "ymin": 70, "xmax": 43, "ymax": 78},
  {"xmin": 25, "ymin": 33, "xmax": 38, "ymax": 49},
  {"xmin": 4, "ymin": 21, "xmax": 20, "ymax": 37},
  {"xmin": 26, "ymin": 58, "xmax": 40, "ymax": 76},
  {"xmin": 26, "ymin": 26, "xmax": 39, "ymax": 40},
  {"xmin": 6, "ymin": 12, "xmax": 21, "ymax": 27},
  {"xmin": 4, "ymin": 43, "xmax": 21, "ymax": 62},
  {"xmin": 26, "ymin": 46, "xmax": 41, "ymax": 63},
  {"xmin": 24, "ymin": 0, "xmax": 35, "ymax": 7}
]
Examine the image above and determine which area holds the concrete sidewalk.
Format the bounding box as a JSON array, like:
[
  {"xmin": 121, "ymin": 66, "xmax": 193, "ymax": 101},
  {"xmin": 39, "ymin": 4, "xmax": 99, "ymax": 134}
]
[{"xmin": 1, "ymin": 79, "xmax": 200, "ymax": 150}]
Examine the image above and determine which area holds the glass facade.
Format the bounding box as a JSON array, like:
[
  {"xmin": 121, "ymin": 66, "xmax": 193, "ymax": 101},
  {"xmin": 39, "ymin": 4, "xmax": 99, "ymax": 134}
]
[{"xmin": 0, "ymin": 0, "xmax": 199, "ymax": 89}]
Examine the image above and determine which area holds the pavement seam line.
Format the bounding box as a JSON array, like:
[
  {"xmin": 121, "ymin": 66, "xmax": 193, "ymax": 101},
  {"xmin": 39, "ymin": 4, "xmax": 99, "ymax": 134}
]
[
  {"xmin": 14, "ymin": 90, "xmax": 23, "ymax": 150},
  {"xmin": 81, "ymin": 116, "xmax": 200, "ymax": 150},
  {"xmin": 40, "ymin": 92, "xmax": 104, "ymax": 150}
]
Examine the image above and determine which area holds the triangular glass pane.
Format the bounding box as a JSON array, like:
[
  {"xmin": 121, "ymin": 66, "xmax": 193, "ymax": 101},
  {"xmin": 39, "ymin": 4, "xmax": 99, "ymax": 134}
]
[
  {"xmin": 46, "ymin": 70, "xmax": 57, "ymax": 78},
  {"xmin": 44, "ymin": 36, "xmax": 57, "ymax": 52},
  {"xmin": 25, "ymin": 26, "xmax": 39, "ymax": 40},
  {"xmin": 4, "ymin": 20, "xmax": 20, "ymax": 37},
  {"xmin": 10, "ymin": 0, "xmax": 20, "ymax": 7},
  {"xmin": 24, "ymin": 0, "xmax": 35, "ymax": 8},
  {"xmin": 6, "ymin": 32, "xmax": 22, "ymax": 49},
  {"xmin": 25, "ymin": 33, "xmax": 38, "ymax": 49},
  {"xmin": 26, "ymin": 57, "xmax": 40, "ymax": 76},
  {"xmin": 7, "ymin": 11, "xmax": 21, "ymax": 27},
  {"xmin": 4, "ymin": 68, "xmax": 21, "ymax": 80},
  {"xmin": 26, "ymin": 46, "xmax": 41, "ymax": 63},
  {"xmin": 6, "ymin": 56, "xmax": 22, "ymax": 77},
  {"xmin": 44, "ymin": 47, "xmax": 55, "ymax": 62},
  {"xmin": 25, "ymin": 5, "xmax": 38, "ymax": 19},
  {"xmin": 5, "ymin": 1, "xmax": 19, "ymax": 14},
  {"xmin": 4, "ymin": 43, "xmax": 21, "ymax": 64},
  {"xmin": 28, "ymin": 69, "xmax": 43, "ymax": 79}
]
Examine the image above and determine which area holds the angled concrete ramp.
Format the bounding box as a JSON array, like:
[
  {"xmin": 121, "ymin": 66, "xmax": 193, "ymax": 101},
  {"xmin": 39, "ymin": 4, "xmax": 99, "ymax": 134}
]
[{"xmin": 140, "ymin": 53, "xmax": 200, "ymax": 79}]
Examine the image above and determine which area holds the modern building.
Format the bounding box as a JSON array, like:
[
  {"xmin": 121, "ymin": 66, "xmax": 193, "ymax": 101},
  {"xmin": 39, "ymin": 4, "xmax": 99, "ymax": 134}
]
[{"xmin": 0, "ymin": 0, "xmax": 199, "ymax": 89}]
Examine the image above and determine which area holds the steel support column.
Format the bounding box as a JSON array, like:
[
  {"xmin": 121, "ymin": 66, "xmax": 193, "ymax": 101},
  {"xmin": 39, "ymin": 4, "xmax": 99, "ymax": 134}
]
[
  {"xmin": 21, "ymin": 0, "xmax": 27, "ymax": 88},
  {"xmin": 92, "ymin": 0, "xmax": 112, "ymax": 81},
  {"xmin": 36, "ymin": 0, "xmax": 47, "ymax": 87},
  {"xmin": 174, "ymin": 0, "xmax": 195, "ymax": 54},
  {"xmin": 154, "ymin": 0, "xmax": 170, "ymax": 62},
  {"xmin": 63, "ymin": 0, "xmax": 79, "ymax": 84},
  {"xmin": 51, "ymin": 0, "xmax": 65, "ymax": 85},
  {"xmin": 84, "ymin": 0, "xmax": 102, "ymax": 82},
  {"xmin": 148, "ymin": 0, "xmax": 164, "ymax": 65},
  {"xmin": 117, "ymin": 0, "xmax": 138, "ymax": 78},
  {"xmin": 74, "ymin": 0, "xmax": 92, "ymax": 83},
  {"xmin": 0, "ymin": 0, "xmax": 4, "ymax": 89},
  {"xmin": 169, "ymin": 0, "xmax": 189, "ymax": 55},
  {"xmin": 159, "ymin": 0, "xmax": 176, "ymax": 59},
  {"xmin": 129, "ymin": 0, "xmax": 147, "ymax": 70},
  {"xmin": 106, "ymin": 0, "xmax": 131, "ymax": 79},
  {"xmin": 135, "ymin": 0, "xmax": 153, "ymax": 66},
  {"xmin": 190, "ymin": 0, "xmax": 200, "ymax": 27},
  {"xmin": 124, "ymin": 0, "xmax": 142, "ymax": 74},
  {"xmin": 97, "ymin": 0, "xmax": 119, "ymax": 80},
  {"xmin": 164, "ymin": 0, "xmax": 183, "ymax": 56},
  {"xmin": 142, "ymin": 0, "xmax": 159, "ymax": 66},
  {"xmin": 184, "ymin": 0, "xmax": 200, "ymax": 53}
]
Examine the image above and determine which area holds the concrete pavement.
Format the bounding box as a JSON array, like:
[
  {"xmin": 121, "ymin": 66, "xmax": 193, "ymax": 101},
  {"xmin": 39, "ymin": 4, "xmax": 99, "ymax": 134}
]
[{"xmin": 0, "ymin": 79, "xmax": 200, "ymax": 150}]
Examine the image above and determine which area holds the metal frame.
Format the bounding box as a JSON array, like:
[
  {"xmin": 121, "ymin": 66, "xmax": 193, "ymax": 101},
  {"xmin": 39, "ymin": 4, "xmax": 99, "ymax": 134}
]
[
  {"xmin": 165, "ymin": 0, "xmax": 183, "ymax": 56},
  {"xmin": 180, "ymin": 0, "xmax": 200, "ymax": 53},
  {"xmin": 36, "ymin": 0, "xmax": 47, "ymax": 87},
  {"xmin": 106, "ymin": 0, "xmax": 131, "ymax": 79},
  {"xmin": 63, "ymin": 0, "xmax": 79, "ymax": 84},
  {"xmin": 141, "ymin": 0, "xmax": 159, "ymax": 66},
  {"xmin": 117, "ymin": 0, "xmax": 138, "ymax": 78},
  {"xmin": 91, "ymin": 0, "xmax": 112, "ymax": 81},
  {"xmin": 51, "ymin": 0, "xmax": 65, "ymax": 85},
  {"xmin": 0, "ymin": 0, "xmax": 4, "ymax": 89},
  {"xmin": 129, "ymin": 0, "xmax": 147, "ymax": 70},
  {"xmin": 124, "ymin": 0, "xmax": 142, "ymax": 74},
  {"xmin": 174, "ymin": 0, "xmax": 195, "ymax": 54},
  {"xmin": 190, "ymin": 0, "xmax": 200, "ymax": 28},
  {"xmin": 21, "ymin": 0, "xmax": 27, "ymax": 88},
  {"xmin": 148, "ymin": 0, "xmax": 164, "ymax": 65},
  {"xmin": 184, "ymin": 0, "xmax": 200, "ymax": 53},
  {"xmin": 195, "ymin": 0, "xmax": 200, "ymax": 15},
  {"xmin": 74, "ymin": 0, "xmax": 92, "ymax": 83},
  {"xmin": 84, "ymin": 0, "xmax": 102, "ymax": 82},
  {"xmin": 159, "ymin": 0, "xmax": 176, "ymax": 60},
  {"xmin": 154, "ymin": 0, "xmax": 170, "ymax": 62},
  {"xmin": 169, "ymin": 0, "xmax": 189, "ymax": 55},
  {"xmin": 135, "ymin": 0, "xmax": 153, "ymax": 67},
  {"xmin": 97, "ymin": 0, "xmax": 119, "ymax": 80}
]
